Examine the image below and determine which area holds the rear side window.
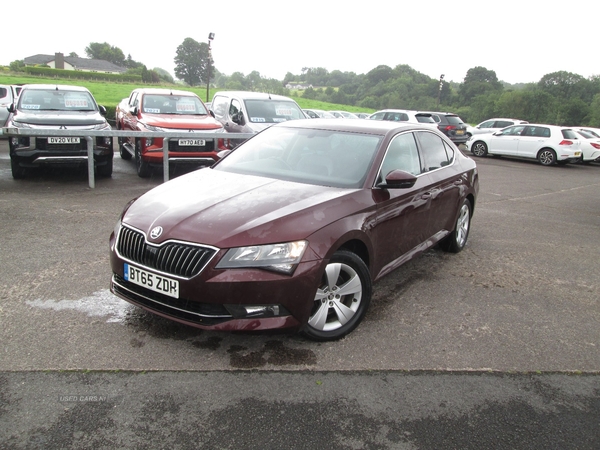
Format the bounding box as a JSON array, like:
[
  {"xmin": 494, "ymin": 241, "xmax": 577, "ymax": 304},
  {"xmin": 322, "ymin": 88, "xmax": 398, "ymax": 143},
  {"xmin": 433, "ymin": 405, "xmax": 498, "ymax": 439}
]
[
  {"xmin": 562, "ymin": 129, "xmax": 579, "ymax": 139},
  {"xmin": 0, "ymin": 87, "xmax": 8, "ymax": 100},
  {"xmin": 383, "ymin": 112, "xmax": 409, "ymax": 122},
  {"xmin": 495, "ymin": 120, "xmax": 513, "ymax": 128},
  {"xmin": 416, "ymin": 131, "xmax": 451, "ymax": 171}
]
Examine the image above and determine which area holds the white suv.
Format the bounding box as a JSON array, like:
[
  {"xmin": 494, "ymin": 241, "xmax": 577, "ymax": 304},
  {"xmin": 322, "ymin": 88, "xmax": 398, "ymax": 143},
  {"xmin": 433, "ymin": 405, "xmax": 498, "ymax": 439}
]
[{"xmin": 368, "ymin": 109, "xmax": 437, "ymax": 127}]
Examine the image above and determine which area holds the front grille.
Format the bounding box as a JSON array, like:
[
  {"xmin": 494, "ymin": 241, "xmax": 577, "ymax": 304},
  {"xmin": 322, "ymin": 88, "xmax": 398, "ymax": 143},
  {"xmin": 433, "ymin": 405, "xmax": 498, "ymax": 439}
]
[
  {"xmin": 112, "ymin": 274, "xmax": 232, "ymax": 325},
  {"xmin": 36, "ymin": 138, "xmax": 87, "ymax": 152},
  {"xmin": 117, "ymin": 226, "xmax": 217, "ymax": 279},
  {"xmin": 168, "ymin": 139, "xmax": 215, "ymax": 153}
]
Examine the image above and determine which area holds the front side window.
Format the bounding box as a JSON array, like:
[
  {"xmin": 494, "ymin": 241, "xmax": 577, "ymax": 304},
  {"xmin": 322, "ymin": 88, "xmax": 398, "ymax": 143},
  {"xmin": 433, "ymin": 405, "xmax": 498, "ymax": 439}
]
[
  {"xmin": 500, "ymin": 126, "xmax": 526, "ymax": 136},
  {"xmin": 211, "ymin": 96, "xmax": 229, "ymax": 119},
  {"xmin": 378, "ymin": 132, "xmax": 422, "ymax": 182}
]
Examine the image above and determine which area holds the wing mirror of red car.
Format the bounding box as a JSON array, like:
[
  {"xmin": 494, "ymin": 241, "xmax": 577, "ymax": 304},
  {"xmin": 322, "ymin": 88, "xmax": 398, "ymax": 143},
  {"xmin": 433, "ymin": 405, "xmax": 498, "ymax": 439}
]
[
  {"xmin": 131, "ymin": 106, "xmax": 139, "ymax": 116},
  {"xmin": 377, "ymin": 170, "xmax": 418, "ymax": 189}
]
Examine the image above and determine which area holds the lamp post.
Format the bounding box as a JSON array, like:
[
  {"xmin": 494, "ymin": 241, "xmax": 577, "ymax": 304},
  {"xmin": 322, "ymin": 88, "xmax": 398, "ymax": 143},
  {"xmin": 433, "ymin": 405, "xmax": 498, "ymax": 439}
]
[
  {"xmin": 437, "ymin": 74, "xmax": 445, "ymax": 106},
  {"xmin": 206, "ymin": 32, "xmax": 214, "ymax": 102}
]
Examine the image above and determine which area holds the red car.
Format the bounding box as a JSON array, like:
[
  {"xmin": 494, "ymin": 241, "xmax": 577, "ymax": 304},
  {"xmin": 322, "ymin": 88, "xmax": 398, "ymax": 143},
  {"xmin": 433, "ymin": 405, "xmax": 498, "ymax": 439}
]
[
  {"xmin": 115, "ymin": 88, "xmax": 225, "ymax": 177},
  {"xmin": 110, "ymin": 120, "xmax": 479, "ymax": 340}
]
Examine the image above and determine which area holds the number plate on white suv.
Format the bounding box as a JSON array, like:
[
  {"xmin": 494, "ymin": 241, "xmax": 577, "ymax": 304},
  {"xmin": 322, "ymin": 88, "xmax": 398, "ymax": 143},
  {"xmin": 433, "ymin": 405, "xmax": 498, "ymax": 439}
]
[{"xmin": 124, "ymin": 263, "xmax": 179, "ymax": 298}]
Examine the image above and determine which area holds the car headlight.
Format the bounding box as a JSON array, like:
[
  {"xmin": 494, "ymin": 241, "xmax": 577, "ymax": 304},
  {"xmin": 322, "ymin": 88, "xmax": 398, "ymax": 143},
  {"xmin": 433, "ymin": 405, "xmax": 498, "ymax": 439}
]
[
  {"xmin": 216, "ymin": 241, "xmax": 307, "ymax": 275},
  {"xmin": 11, "ymin": 120, "xmax": 31, "ymax": 129},
  {"xmin": 144, "ymin": 124, "xmax": 168, "ymax": 132}
]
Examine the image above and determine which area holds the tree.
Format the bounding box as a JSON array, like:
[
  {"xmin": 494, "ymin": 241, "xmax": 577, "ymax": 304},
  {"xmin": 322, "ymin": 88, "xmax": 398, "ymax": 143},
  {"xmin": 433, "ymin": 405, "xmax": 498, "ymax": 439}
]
[
  {"xmin": 85, "ymin": 42, "xmax": 126, "ymax": 66},
  {"xmin": 153, "ymin": 68, "xmax": 174, "ymax": 84},
  {"xmin": 459, "ymin": 66, "xmax": 503, "ymax": 105},
  {"xmin": 174, "ymin": 38, "xmax": 212, "ymax": 86}
]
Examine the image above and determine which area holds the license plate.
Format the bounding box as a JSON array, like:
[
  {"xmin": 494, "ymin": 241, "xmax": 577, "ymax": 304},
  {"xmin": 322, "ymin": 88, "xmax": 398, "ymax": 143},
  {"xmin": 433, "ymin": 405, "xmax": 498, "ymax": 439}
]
[
  {"xmin": 48, "ymin": 137, "xmax": 80, "ymax": 144},
  {"xmin": 178, "ymin": 139, "xmax": 205, "ymax": 146},
  {"xmin": 455, "ymin": 130, "xmax": 464, "ymax": 135},
  {"xmin": 124, "ymin": 263, "xmax": 179, "ymax": 298}
]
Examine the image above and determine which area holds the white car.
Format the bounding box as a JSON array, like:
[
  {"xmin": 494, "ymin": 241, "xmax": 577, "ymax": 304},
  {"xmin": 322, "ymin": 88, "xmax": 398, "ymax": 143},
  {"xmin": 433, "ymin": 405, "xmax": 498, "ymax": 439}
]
[
  {"xmin": 573, "ymin": 129, "xmax": 600, "ymax": 163},
  {"xmin": 466, "ymin": 123, "xmax": 582, "ymax": 166},
  {"xmin": 466, "ymin": 118, "xmax": 528, "ymax": 138},
  {"xmin": 368, "ymin": 109, "xmax": 438, "ymax": 128}
]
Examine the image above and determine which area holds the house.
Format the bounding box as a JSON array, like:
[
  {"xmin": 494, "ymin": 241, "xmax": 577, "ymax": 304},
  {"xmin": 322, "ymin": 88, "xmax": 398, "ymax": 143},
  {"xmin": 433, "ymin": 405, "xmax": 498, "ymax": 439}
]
[{"xmin": 23, "ymin": 53, "xmax": 127, "ymax": 74}]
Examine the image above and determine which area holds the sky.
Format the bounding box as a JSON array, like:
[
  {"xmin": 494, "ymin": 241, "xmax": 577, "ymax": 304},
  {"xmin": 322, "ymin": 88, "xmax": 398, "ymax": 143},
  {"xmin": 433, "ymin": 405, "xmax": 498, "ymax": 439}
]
[{"xmin": 4, "ymin": 0, "xmax": 598, "ymax": 85}]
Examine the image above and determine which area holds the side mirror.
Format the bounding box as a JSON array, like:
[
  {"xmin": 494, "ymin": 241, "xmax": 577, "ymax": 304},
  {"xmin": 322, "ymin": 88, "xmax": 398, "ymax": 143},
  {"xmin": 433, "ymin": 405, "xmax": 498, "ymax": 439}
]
[
  {"xmin": 209, "ymin": 110, "xmax": 215, "ymax": 118},
  {"xmin": 131, "ymin": 106, "xmax": 139, "ymax": 116},
  {"xmin": 99, "ymin": 105, "xmax": 107, "ymax": 116},
  {"xmin": 8, "ymin": 103, "xmax": 16, "ymax": 113},
  {"xmin": 377, "ymin": 169, "xmax": 417, "ymax": 189},
  {"xmin": 232, "ymin": 111, "xmax": 245, "ymax": 126}
]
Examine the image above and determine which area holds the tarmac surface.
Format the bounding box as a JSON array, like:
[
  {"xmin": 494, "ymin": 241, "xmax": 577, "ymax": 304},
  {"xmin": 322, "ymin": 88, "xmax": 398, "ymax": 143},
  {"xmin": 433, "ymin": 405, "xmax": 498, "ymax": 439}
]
[{"xmin": 0, "ymin": 139, "xmax": 599, "ymax": 448}]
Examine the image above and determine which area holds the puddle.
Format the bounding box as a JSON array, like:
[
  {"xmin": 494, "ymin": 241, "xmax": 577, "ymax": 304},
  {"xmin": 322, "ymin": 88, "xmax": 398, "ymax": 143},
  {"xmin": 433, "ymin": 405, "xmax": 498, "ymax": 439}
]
[{"xmin": 26, "ymin": 290, "xmax": 131, "ymax": 323}]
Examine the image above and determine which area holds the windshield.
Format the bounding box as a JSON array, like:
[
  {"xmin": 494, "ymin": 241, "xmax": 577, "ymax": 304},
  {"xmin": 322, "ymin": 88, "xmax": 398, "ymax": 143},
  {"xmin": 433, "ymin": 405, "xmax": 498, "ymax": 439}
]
[
  {"xmin": 214, "ymin": 126, "xmax": 382, "ymax": 188},
  {"xmin": 445, "ymin": 115, "xmax": 464, "ymax": 125},
  {"xmin": 142, "ymin": 94, "xmax": 207, "ymax": 115},
  {"xmin": 18, "ymin": 89, "xmax": 96, "ymax": 111},
  {"xmin": 416, "ymin": 114, "xmax": 435, "ymax": 123},
  {"xmin": 244, "ymin": 99, "xmax": 305, "ymax": 123}
]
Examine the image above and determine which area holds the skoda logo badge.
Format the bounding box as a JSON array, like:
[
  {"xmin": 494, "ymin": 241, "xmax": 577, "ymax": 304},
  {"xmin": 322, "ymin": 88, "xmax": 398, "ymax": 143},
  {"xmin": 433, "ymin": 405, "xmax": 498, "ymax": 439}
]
[{"xmin": 150, "ymin": 226, "xmax": 163, "ymax": 239}]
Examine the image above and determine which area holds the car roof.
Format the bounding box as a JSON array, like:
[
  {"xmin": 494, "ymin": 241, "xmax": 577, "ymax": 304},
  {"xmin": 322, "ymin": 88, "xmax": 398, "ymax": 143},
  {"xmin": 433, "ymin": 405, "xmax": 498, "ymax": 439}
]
[
  {"xmin": 20, "ymin": 84, "xmax": 91, "ymax": 92},
  {"xmin": 276, "ymin": 118, "xmax": 438, "ymax": 136},
  {"xmin": 212, "ymin": 91, "xmax": 295, "ymax": 101},
  {"xmin": 133, "ymin": 88, "xmax": 199, "ymax": 96}
]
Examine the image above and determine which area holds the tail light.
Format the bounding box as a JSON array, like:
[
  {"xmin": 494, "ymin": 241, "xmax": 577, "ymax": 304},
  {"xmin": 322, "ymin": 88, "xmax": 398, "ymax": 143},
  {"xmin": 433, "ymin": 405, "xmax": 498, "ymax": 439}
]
[
  {"xmin": 591, "ymin": 143, "xmax": 600, "ymax": 150},
  {"xmin": 559, "ymin": 140, "xmax": 573, "ymax": 146},
  {"xmin": 444, "ymin": 125, "xmax": 457, "ymax": 131}
]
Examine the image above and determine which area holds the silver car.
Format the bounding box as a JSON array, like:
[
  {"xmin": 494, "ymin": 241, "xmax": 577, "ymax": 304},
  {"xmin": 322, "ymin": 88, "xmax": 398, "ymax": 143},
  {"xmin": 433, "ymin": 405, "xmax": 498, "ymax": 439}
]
[{"xmin": 0, "ymin": 85, "xmax": 21, "ymax": 137}]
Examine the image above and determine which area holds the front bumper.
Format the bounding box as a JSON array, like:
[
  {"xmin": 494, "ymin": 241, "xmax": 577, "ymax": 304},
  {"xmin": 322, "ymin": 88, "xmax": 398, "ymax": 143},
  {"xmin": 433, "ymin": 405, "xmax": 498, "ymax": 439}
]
[{"xmin": 109, "ymin": 231, "xmax": 324, "ymax": 333}]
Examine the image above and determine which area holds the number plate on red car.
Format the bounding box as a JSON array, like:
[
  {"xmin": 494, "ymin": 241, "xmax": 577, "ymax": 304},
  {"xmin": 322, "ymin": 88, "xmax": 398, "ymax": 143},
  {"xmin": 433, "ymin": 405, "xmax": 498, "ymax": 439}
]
[
  {"xmin": 124, "ymin": 263, "xmax": 179, "ymax": 298},
  {"xmin": 178, "ymin": 139, "xmax": 206, "ymax": 146},
  {"xmin": 48, "ymin": 137, "xmax": 80, "ymax": 144}
]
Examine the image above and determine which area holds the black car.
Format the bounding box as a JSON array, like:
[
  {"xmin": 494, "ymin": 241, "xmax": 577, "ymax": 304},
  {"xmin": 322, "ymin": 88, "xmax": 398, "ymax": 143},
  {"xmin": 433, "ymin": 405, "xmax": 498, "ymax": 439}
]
[
  {"xmin": 423, "ymin": 111, "xmax": 469, "ymax": 145},
  {"xmin": 7, "ymin": 84, "xmax": 113, "ymax": 179}
]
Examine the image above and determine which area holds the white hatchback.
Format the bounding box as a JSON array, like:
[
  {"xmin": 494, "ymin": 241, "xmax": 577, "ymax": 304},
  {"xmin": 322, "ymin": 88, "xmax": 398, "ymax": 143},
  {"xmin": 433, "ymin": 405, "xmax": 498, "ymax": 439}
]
[
  {"xmin": 466, "ymin": 124, "xmax": 582, "ymax": 166},
  {"xmin": 368, "ymin": 109, "xmax": 438, "ymax": 128},
  {"xmin": 573, "ymin": 129, "xmax": 600, "ymax": 163},
  {"xmin": 466, "ymin": 118, "xmax": 528, "ymax": 138}
]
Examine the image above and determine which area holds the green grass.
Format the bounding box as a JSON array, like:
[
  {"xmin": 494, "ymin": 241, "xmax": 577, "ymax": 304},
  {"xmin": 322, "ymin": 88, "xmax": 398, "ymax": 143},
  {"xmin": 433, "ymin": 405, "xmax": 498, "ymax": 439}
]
[{"xmin": 0, "ymin": 73, "xmax": 374, "ymax": 114}]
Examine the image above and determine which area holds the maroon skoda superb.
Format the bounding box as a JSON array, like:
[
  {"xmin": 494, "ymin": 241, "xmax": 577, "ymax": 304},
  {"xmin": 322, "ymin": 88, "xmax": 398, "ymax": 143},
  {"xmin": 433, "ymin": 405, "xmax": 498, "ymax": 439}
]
[{"xmin": 110, "ymin": 119, "xmax": 478, "ymax": 341}]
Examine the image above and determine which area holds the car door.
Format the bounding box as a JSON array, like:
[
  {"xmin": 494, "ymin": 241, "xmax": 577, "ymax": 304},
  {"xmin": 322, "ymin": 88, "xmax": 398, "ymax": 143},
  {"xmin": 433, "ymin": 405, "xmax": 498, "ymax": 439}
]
[
  {"xmin": 516, "ymin": 126, "xmax": 550, "ymax": 158},
  {"xmin": 371, "ymin": 131, "xmax": 433, "ymax": 276},
  {"xmin": 487, "ymin": 125, "xmax": 526, "ymax": 156},
  {"xmin": 414, "ymin": 131, "xmax": 463, "ymax": 237}
]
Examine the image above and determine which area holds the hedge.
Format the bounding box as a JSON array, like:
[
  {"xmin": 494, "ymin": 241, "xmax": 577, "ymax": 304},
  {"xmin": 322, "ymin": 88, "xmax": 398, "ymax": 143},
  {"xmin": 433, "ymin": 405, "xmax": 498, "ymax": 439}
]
[{"xmin": 23, "ymin": 66, "xmax": 142, "ymax": 83}]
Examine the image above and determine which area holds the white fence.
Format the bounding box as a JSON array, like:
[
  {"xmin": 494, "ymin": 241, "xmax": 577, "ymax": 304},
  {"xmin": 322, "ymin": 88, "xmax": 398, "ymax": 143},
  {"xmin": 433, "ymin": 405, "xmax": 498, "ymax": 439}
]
[{"xmin": 2, "ymin": 128, "xmax": 255, "ymax": 188}]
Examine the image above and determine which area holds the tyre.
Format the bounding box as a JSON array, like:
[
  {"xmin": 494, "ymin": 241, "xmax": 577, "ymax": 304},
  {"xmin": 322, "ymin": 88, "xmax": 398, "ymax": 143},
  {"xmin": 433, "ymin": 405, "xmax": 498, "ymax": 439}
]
[
  {"xmin": 471, "ymin": 141, "xmax": 488, "ymax": 157},
  {"xmin": 439, "ymin": 198, "xmax": 472, "ymax": 253},
  {"xmin": 96, "ymin": 157, "xmax": 113, "ymax": 177},
  {"xmin": 135, "ymin": 139, "xmax": 151, "ymax": 178},
  {"xmin": 10, "ymin": 156, "xmax": 27, "ymax": 179},
  {"xmin": 303, "ymin": 250, "xmax": 372, "ymax": 341},
  {"xmin": 537, "ymin": 148, "xmax": 556, "ymax": 166}
]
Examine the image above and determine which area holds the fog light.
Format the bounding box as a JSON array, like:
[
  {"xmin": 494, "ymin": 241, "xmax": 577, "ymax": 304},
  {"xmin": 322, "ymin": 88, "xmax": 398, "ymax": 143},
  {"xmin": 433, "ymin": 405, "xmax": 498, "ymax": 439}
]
[{"xmin": 225, "ymin": 304, "xmax": 287, "ymax": 319}]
